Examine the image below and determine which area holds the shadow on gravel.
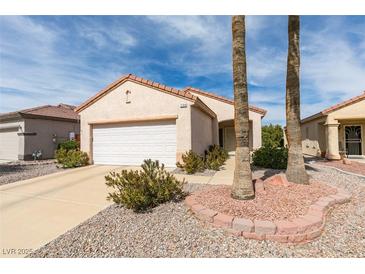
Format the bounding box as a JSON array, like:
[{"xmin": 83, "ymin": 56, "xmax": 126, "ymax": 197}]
[
  {"xmin": 305, "ymin": 164, "xmax": 320, "ymax": 172},
  {"xmin": 262, "ymin": 169, "xmax": 283, "ymax": 180},
  {"xmin": 0, "ymin": 164, "xmax": 26, "ymax": 175}
]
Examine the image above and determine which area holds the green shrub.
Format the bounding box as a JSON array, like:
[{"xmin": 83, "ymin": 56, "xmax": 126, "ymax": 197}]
[
  {"xmin": 105, "ymin": 159, "xmax": 185, "ymax": 211},
  {"xmin": 55, "ymin": 148, "xmax": 89, "ymax": 168},
  {"xmin": 205, "ymin": 145, "xmax": 229, "ymax": 170},
  {"xmin": 176, "ymin": 150, "xmax": 205, "ymax": 174},
  {"xmin": 262, "ymin": 124, "xmax": 284, "ymax": 148},
  {"xmin": 57, "ymin": 140, "xmax": 80, "ymax": 151},
  {"xmin": 252, "ymin": 146, "xmax": 288, "ymax": 169}
]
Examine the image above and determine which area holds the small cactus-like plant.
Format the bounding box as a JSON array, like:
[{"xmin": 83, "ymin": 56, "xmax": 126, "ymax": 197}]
[
  {"xmin": 205, "ymin": 145, "xmax": 229, "ymax": 171},
  {"xmin": 176, "ymin": 150, "xmax": 205, "ymax": 174},
  {"xmin": 105, "ymin": 159, "xmax": 185, "ymax": 211}
]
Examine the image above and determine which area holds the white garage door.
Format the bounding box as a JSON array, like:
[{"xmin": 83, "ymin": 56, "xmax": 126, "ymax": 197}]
[
  {"xmin": 0, "ymin": 128, "xmax": 19, "ymax": 160},
  {"xmin": 93, "ymin": 120, "xmax": 177, "ymax": 167}
]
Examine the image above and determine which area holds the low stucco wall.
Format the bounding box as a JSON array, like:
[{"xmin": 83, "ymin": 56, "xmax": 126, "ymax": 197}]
[
  {"xmin": 24, "ymin": 118, "xmax": 80, "ymax": 159},
  {"xmin": 301, "ymin": 117, "xmax": 327, "ymax": 157},
  {"xmin": 78, "ymin": 81, "xmax": 194, "ymax": 163},
  {"xmin": 191, "ymin": 106, "xmax": 215, "ymax": 156}
]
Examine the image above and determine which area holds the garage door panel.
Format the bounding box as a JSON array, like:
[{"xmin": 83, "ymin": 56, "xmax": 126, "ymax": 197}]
[
  {"xmin": 0, "ymin": 129, "xmax": 19, "ymax": 160},
  {"xmin": 93, "ymin": 121, "xmax": 177, "ymax": 167}
]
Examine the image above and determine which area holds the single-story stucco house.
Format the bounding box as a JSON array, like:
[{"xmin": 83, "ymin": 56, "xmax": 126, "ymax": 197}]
[
  {"xmin": 0, "ymin": 104, "xmax": 80, "ymax": 161},
  {"xmin": 300, "ymin": 91, "xmax": 365, "ymax": 159},
  {"xmin": 75, "ymin": 74, "xmax": 266, "ymax": 167}
]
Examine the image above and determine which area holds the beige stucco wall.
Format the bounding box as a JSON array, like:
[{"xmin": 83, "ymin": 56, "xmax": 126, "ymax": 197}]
[
  {"xmin": 78, "ymin": 81, "xmax": 195, "ymax": 163},
  {"xmin": 188, "ymin": 91, "xmax": 264, "ymax": 150},
  {"xmin": 191, "ymin": 106, "xmax": 214, "ymax": 155},
  {"xmin": 301, "ymin": 117, "xmax": 327, "ymax": 157},
  {"xmin": 0, "ymin": 119, "xmax": 25, "ymax": 160},
  {"xmin": 301, "ymin": 98, "xmax": 365, "ymax": 157},
  {"xmin": 24, "ymin": 118, "xmax": 80, "ymax": 159},
  {"xmin": 326, "ymin": 99, "xmax": 365, "ymax": 124}
]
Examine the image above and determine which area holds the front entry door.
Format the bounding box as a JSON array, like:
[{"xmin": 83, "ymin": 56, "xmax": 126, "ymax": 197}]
[
  {"xmin": 224, "ymin": 127, "xmax": 236, "ymax": 152},
  {"xmin": 345, "ymin": 126, "xmax": 362, "ymax": 156}
]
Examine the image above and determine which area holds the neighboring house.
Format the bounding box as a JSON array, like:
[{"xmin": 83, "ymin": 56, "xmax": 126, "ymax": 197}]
[
  {"xmin": 76, "ymin": 74, "xmax": 266, "ymax": 167},
  {"xmin": 0, "ymin": 104, "xmax": 80, "ymax": 161},
  {"xmin": 300, "ymin": 91, "xmax": 365, "ymax": 159}
]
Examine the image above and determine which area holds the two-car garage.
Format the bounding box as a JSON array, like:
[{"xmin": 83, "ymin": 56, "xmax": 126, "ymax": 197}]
[{"xmin": 92, "ymin": 120, "xmax": 177, "ymax": 167}]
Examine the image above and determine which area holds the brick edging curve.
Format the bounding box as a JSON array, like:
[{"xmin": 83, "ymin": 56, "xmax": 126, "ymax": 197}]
[{"xmin": 185, "ymin": 179, "xmax": 351, "ymax": 244}]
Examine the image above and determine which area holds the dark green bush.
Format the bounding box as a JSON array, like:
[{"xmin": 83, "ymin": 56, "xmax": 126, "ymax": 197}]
[
  {"xmin": 262, "ymin": 124, "xmax": 284, "ymax": 148},
  {"xmin": 205, "ymin": 145, "xmax": 229, "ymax": 170},
  {"xmin": 252, "ymin": 146, "xmax": 288, "ymax": 169},
  {"xmin": 57, "ymin": 140, "xmax": 80, "ymax": 151},
  {"xmin": 176, "ymin": 150, "xmax": 205, "ymax": 174},
  {"xmin": 55, "ymin": 148, "xmax": 89, "ymax": 168},
  {"xmin": 105, "ymin": 159, "xmax": 185, "ymax": 211}
]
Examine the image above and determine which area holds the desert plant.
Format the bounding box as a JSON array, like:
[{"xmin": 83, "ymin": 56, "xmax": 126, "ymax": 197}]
[
  {"xmin": 252, "ymin": 146, "xmax": 288, "ymax": 170},
  {"xmin": 176, "ymin": 150, "xmax": 205, "ymax": 174},
  {"xmin": 57, "ymin": 140, "xmax": 80, "ymax": 151},
  {"xmin": 205, "ymin": 145, "xmax": 229, "ymax": 170},
  {"xmin": 105, "ymin": 159, "xmax": 185, "ymax": 211},
  {"xmin": 262, "ymin": 124, "xmax": 284, "ymax": 148},
  {"xmin": 55, "ymin": 148, "xmax": 89, "ymax": 168}
]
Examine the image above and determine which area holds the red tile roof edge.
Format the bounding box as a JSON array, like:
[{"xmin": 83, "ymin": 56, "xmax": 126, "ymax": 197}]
[
  {"xmin": 75, "ymin": 74, "xmax": 198, "ymax": 113},
  {"xmin": 322, "ymin": 91, "xmax": 365, "ymax": 114},
  {"xmin": 0, "ymin": 104, "xmax": 78, "ymax": 121},
  {"xmin": 301, "ymin": 91, "xmax": 365, "ymax": 124},
  {"xmin": 184, "ymin": 87, "xmax": 267, "ymax": 116}
]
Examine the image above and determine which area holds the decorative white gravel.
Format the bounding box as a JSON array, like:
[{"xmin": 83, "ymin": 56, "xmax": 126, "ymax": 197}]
[
  {"xmin": 0, "ymin": 160, "xmax": 61, "ymax": 186},
  {"xmin": 28, "ymin": 164, "xmax": 365, "ymax": 258}
]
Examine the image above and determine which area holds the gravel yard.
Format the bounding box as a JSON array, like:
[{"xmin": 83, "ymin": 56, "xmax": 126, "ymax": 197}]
[
  {"xmin": 29, "ymin": 164, "xmax": 365, "ymax": 258},
  {"xmin": 0, "ymin": 160, "xmax": 61, "ymax": 186},
  {"xmin": 193, "ymin": 180, "xmax": 336, "ymax": 221},
  {"xmin": 317, "ymin": 160, "xmax": 365, "ymax": 176}
]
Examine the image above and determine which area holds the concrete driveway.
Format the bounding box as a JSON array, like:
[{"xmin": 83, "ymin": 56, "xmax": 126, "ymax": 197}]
[
  {"xmin": 0, "ymin": 165, "xmax": 123, "ymax": 258},
  {"xmin": 0, "ymin": 160, "xmax": 233, "ymax": 258}
]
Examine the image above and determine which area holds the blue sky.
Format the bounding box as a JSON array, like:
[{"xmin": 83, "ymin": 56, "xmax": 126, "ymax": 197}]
[{"xmin": 0, "ymin": 16, "xmax": 365, "ymax": 125}]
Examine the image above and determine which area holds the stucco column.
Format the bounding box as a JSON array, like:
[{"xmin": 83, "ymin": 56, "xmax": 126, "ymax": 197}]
[{"xmin": 325, "ymin": 122, "xmax": 341, "ymax": 160}]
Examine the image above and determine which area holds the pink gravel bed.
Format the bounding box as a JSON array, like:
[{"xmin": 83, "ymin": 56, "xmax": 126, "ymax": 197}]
[
  {"xmin": 318, "ymin": 160, "xmax": 365, "ymax": 176},
  {"xmin": 193, "ymin": 181, "xmax": 337, "ymax": 221}
]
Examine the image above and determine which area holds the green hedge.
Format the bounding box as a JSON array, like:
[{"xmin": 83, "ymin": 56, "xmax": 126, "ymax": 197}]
[
  {"xmin": 55, "ymin": 148, "xmax": 89, "ymax": 168},
  {"xmin": 57, "ymin": 140, "xmax": 80, "ymax": 151},
  {"xmin": 252, "ymin": 146, "xmax": 288, "ymax": 169}
]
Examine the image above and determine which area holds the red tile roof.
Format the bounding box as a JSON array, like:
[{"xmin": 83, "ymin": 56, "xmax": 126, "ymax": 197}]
[
  {"xmin": 0, "ymin": 104, "xmax": 79, "ymax": 121},
  {"xmin": 75, "ymin": 74, "xmax": 267, "ymax": 117},
  {"xmin": 75, "ymin": 74, "xmax": 198, "ymax": 113},
  {"xmin": 301, "ymin": 91, "xmax": 365, "ymax": 123},
  {"xmin": 322, "ymin": 91, "xmax": 365, "ymax": 114},
  {"xmin": 184, "ymin": 87, "xmax": 267, "ymax": 116}
]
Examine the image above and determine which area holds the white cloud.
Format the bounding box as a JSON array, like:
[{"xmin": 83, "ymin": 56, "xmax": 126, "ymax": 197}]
[
  {"xmin": 301, "ymin": 18, "xmax": 365, "ymax": 103},
  {"xmin": 75, "ymin": 17, "xmax": 137, "ymax": 51}
]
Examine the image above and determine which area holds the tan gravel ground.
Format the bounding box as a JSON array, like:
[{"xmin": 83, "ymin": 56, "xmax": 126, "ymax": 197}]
[
  {"xmin": 0, "ymin": 160, "xmax": 61, "ymax": 186},
  {"xmin": 28, "ymin": 164, "xmax": 365, "ymax": 258}
]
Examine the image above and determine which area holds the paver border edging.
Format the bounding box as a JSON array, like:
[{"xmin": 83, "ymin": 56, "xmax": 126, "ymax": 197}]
[{"xmin": 185, "ymin": 176, "xmax": 351, "ymax": 244}]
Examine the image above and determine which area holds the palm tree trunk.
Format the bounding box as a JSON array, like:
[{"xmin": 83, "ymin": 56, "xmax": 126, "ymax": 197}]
[
  {"xmin": 231, "ymin": 15, "xmax": 255, "ymax": 200},
  {"xmin": 285, "ymin": 15, "xmax": 309, "ymax": 184}
]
